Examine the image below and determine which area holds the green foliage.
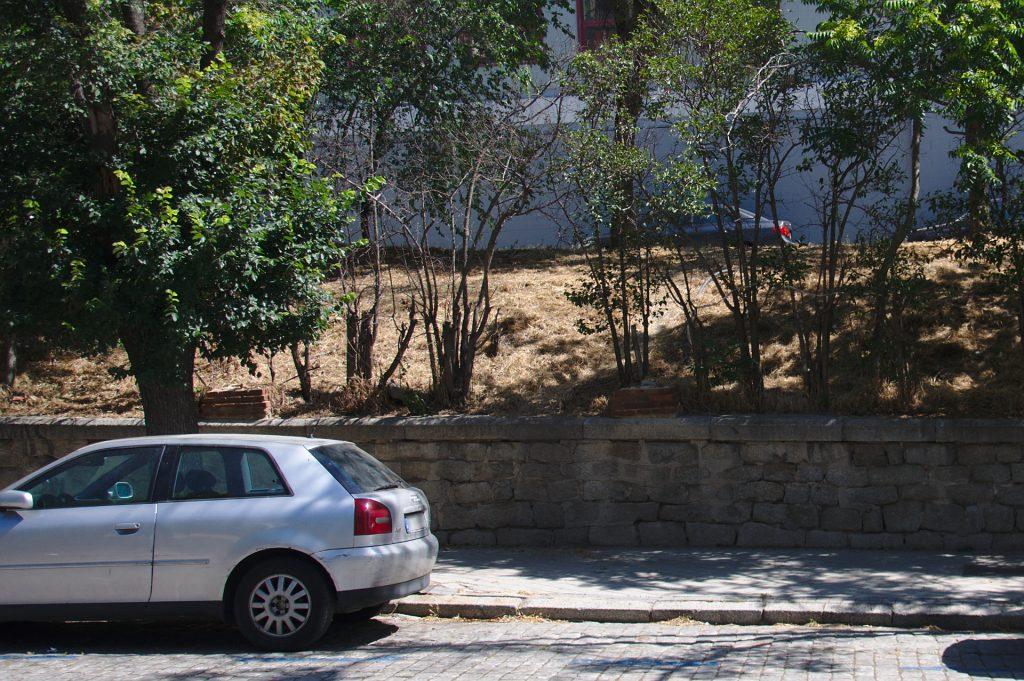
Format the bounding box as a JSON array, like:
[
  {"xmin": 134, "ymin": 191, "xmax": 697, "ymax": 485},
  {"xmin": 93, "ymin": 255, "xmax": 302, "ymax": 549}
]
[
  {"xmin": 323, "ymin": 0, "xmax": 568, "ymax": 120},
  {"xmin": 953, "ymin": 147, "xmax": 1024, "ymax": 353},
  {"xmin": 852, "ymin": 233, "xmax": 931, "ymax": 404},
  {"xmin": 0, "ymin": 0, "xmax": 352, "ymax": 382},
  {"xmin": 561, "ymin": 17, "xmax": 708, "ymax": 385},
  {"xmin": 807, "ymin": 0, "xmax": 1024, "ymax": 194}
]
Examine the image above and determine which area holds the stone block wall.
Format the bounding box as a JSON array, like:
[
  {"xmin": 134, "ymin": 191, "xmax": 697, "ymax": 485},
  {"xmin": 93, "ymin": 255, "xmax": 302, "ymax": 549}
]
[{"xmin": 2, "ymin": 415, "xmax": 1024, "ymax": 550}]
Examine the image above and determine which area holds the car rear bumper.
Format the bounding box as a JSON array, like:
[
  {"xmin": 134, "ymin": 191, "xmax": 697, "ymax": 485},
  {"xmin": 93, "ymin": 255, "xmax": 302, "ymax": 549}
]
[
  {"xmin": 314, "ymin": 533, "xmax": 439, "ymax": 594},
  {"xmin": 334, "ymin": 574, "xmax": 430, "ymax": 614}
]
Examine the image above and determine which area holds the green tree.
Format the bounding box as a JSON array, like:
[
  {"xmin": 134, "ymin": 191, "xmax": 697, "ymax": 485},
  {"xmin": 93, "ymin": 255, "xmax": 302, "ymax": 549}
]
[
  {"xmin": 645, "ymin": 0, "xmax": 798, "ymax": 407},
  {"xmin": 0, "ymin": 0, "xmax": 352, "ymax": 433},
  {"xmin": 953, "ymin": 112, "xmax": 1024, "ymax": 359},
  {"xmin": 809, "ymin": 0, "xmax": 1024, "ymax": 352},
  {"xmin": 315, "ymin": 0, "xmax": 568, "ymax": 387},
  {"xmin": 561, "ymin": 4, "xmax": 693, "ymax": 388}
]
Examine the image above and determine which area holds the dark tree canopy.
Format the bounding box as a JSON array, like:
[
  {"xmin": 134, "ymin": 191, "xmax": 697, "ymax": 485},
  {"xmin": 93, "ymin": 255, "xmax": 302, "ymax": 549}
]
[{"xmin": 0, "ymin": 0, "xmax": 353, "ymax": 433}]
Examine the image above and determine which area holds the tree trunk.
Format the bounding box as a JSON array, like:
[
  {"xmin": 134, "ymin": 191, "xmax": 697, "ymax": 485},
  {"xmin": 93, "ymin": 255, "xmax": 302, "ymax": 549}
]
[
  {"xmin": 345, "ymin": 310, "xmax": 374, "ymax": 381},
  {"xmin": 1, "ymin": 334, "xmax": 16, "ymax": 389},
  {"xmin": 290, "ymin": 341, "xmax": 313, "ymax": 403},
  {"xmin": 869, "ymin": 115, "xmax": 923, "ymax": 355},
  {"xmin": 122, "ymin": 331, "xmax": 198, "ymax": 435},
  {"xmin": 201, "ymin": 0, "xmax": 228, "ymax": 68},
  {"xmin": 965, "ymin": 117, "xmax": 988, "ymax": 235}
]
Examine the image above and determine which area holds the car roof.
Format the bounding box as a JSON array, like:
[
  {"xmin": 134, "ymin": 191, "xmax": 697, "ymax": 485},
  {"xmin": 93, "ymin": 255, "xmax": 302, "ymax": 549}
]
[{"xmin": 75, "ymin": 433, "xmax": 347, "ymax": 452}]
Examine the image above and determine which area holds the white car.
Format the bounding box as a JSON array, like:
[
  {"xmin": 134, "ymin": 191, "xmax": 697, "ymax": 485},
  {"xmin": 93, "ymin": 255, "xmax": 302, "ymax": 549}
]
[{"xmin": 0, "ymin": 434, "xmax": 438, "ymax": 650}]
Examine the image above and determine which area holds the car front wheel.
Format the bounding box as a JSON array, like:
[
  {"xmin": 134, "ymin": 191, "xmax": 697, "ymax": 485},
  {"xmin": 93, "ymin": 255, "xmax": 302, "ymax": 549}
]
[{"xmin": 233, "ymin": 558, "xmax": 335, "ymax": 651}]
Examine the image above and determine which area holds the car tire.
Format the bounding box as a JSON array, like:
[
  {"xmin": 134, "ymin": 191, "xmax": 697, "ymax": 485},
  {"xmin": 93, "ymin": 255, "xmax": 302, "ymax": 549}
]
[
  {"xmin": 336, "ymin": 602, "xmax": 387, "ymax": 623},
  {"xmin": 233, "ymin": 557, "xmax": 335, "ymax": 651}
]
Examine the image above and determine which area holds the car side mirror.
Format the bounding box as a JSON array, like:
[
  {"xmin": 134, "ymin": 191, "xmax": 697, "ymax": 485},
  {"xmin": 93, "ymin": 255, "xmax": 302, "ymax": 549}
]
[
  {"xmin": 0, "ymin": 491, "xmax": 34, "ymax": 511},
  {"xmin": 108, "ymin": 482, "xmax": 135, "ymax": 501}
]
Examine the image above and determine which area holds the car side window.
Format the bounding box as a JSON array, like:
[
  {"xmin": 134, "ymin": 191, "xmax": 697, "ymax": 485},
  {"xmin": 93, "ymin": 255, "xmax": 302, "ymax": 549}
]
[
  {"xmin": 170, "ymin": 447, "xmax": 287, "ymax": 501},
  {"xmin": 19, "ymin": 447, "xmax": 161, "ymax": 510}
]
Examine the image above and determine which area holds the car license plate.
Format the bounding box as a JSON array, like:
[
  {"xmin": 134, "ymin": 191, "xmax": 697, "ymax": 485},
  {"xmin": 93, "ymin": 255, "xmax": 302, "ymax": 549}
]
[{"xmin": 405, "ymin": 512, "xmax": 425, "ymax": 533}]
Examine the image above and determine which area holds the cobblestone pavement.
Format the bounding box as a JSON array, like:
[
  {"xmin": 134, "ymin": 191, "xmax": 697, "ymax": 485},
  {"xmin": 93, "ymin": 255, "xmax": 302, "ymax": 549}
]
[{"xmin": 1, "ymin": 615, "xmax": 1023, "ymax": 680}]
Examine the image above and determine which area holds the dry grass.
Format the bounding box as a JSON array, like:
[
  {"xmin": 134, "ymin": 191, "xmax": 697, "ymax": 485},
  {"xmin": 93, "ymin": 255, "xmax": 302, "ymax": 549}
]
[{"xmin": 3, "ymin": 241, "xmax": 1024, "ymax": 419}]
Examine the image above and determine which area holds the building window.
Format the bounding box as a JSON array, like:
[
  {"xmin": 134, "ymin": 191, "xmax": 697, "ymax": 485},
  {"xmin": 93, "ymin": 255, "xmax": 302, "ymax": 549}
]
[{"xmin": 577, "ymin": 0, "xmax": 616, "ymax": 49}]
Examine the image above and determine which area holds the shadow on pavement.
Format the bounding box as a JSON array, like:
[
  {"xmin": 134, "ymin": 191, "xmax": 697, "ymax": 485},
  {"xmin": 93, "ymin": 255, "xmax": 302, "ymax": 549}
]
[
  {"xmin": 433, "ymin": 547, "xmax": 1024, "ymax": 603},
  {"xmin": 943, "ymin": 638, "xmax": 1024, "ymax": 679},
  {"xmin": 0, "ymin": 618, "xmax": 398, "ymax": 656}
]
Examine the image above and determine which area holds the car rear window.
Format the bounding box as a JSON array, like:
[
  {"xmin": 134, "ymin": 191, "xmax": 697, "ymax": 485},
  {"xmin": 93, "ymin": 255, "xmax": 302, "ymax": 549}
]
[{"xmin": 308, "ymin": 444, "xmax": 405, "ymax": 494}]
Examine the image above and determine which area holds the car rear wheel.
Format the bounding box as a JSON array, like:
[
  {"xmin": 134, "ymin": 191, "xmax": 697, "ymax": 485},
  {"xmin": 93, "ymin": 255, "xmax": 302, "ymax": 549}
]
[{"xmin": 233, "ymin": 558, "xmax": 334, "ymax": 651}]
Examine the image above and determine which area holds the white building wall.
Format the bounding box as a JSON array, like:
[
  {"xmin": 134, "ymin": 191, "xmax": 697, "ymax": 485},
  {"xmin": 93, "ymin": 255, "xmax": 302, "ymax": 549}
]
[{"xmin": 483, "ymin": 2, "xmax": 964, "ymax": 248}]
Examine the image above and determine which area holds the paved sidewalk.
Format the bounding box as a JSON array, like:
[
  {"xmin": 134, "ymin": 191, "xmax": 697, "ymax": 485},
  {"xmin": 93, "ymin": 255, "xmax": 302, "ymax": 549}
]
[{"xmin": 390, "ymin": 548, "xmax": 1024, "ymax": 630}]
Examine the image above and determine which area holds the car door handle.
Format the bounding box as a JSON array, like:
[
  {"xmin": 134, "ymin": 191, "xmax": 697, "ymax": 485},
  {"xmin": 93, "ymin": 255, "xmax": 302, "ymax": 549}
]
[{"xmin": 114, "ymin": 522, "xmax": 142, "ymax": 535}]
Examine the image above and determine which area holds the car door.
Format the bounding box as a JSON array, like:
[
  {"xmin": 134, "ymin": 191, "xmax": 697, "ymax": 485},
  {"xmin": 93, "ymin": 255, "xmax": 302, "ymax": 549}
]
[
  {"xmin": 150, "ymin": 445, "xmax": 292, "ymax": 604},
  {"xmin": 0, "ymin": 446, "xmax": 162, "ymax": 605}
]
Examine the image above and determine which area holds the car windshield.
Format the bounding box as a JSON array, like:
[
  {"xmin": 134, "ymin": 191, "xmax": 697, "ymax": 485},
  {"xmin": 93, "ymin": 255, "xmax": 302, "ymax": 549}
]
[{"xmin": 308, "ymin": 444, "xmax": 405, "ymax": 494}]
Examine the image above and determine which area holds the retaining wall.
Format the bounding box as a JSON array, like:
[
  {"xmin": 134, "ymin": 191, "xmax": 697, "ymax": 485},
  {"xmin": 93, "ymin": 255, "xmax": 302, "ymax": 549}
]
[{"xmin": 2, "ymin": 415, "xmax": 1024, "ymax": 551}]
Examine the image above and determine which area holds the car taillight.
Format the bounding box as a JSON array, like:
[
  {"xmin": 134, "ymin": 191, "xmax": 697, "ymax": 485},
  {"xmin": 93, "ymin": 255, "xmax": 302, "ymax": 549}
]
[
  {"xmin": 773, "ymin": 222, "xmax": 792, "ymax": 239},
  {"xmin": 353, "ymin": 498, "xmax": 392, "ymax": 535}
]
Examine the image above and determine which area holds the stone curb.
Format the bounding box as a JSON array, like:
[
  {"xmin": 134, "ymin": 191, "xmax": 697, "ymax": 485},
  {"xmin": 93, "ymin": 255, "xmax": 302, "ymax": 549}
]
[
  {"xmin": 387, "ymin": 594, "xmax": 1024, "ymax": 631},
  {"xmin": 3, "ymin": 415, "xmax": 1024, "ymax": 444}
]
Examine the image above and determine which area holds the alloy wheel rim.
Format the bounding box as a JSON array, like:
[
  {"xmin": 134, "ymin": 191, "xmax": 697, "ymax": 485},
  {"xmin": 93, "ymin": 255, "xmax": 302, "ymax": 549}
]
[{"xmin": 249, "ymin": 574, "xmax": 311, "ymax": 637}]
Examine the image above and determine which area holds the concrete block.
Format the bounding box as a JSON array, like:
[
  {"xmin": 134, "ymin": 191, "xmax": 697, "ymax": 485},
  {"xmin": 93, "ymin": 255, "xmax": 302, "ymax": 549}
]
[
  {"xmin": 711, "ymin": 415, "xmax": 842, "ymax": 443},
  {"xmin": 842, "ymin": 486, "xmax": 899, "ymax": 507},
  {"xmin": 740, "ymin": 442, "xmax": 808, "ymax": 465},
  {"xmin": 920, "ymin": 503, "xmax": 967, "ymax": 533},
  {"xmin": 868, "ymin": 465, "xmax": 926, "ymax": 487},
  {"xmin": 819, "ymin": 600, "xmax": 893, "ymax": 627},
  {"xmin": 763, "ymin": 600, "xmax": 826, "ymax": 625},
  {"xmin": 826, "ymin": 466, "xmax": 869, "ymax": 487},
  {"xmin": 644, "ymin": 442, "xmax": 699, "ymax": 466},
  {"xmin": 452, "ymin": 481, "xmax": 501, "ymax": 505},
  {"xmin": 898, "ymin": 483, "xmax": 944, "ymax": 502},
  {"xmin": 981, "ymin": 504, "xmax": 1015, "ymax": 533},
  {"xmin": 752, "ymin": 503, "xmax": 787, "ymax": 525},
  {"xmin": 892, "ymin": 602, "xmax": 1024, "ymax": 631},
  {"xmin": 581, "ymin": 417, "xmax": 710, "ymax": 442},
  {"xmin": 972, "ymin": 464, "xmax": 1012, "ymax": 483},
  {"xmin": 531, "ymin": 502, "xmax": 566, "ymax": 529},
  {"xmin": 883, "ymin": 501, "xmax": 923, "ymax": 533},
  {"xmin": 763, "ymin": 464, "xmax": 799, "ymax": 482},
  {"xmin": 588, "ymin": 524, "xmax": 639, "ymax": 546},
  {"xmin": 651, "ymin": 599, "xmax": 763, "ymax": 625},
  {"xmin": 903, "ymin": 531, "xmax": 944, "ymax": 550},
  {"xmin": 850, "ymin": 444, "xmax": 891, "ymax": 467},
  {"xmin": 736, "ymin": 523, "xmax": 804, "ymax": 547},
  {"xmin": 664, "ymin": 501, "xmax": 751, "ymax": 524},
  {"xmin": 849, "ymin": 533, "xmax": 905, "ymax": 550},
  {"xmin": 699, "ymin": 443, "xmax": 741, "ymax": 476},
  {"xmin": 904, "ymin": 445, "xmax": 955, "ymax": 466},
  {"xmin": 638, "ymin": 521, "xmax": 688, "ymax": 546},
  {"xmin": 520, "ymin": 596, "xmax": 651, "ymax": 623},
  {"xmin": 844, "ymin": 418, "xmax": 934, "ymax": 443},
  {"xmin": 947, "ymin": 483, "xmax": 994, "ymax": 505},
  {"xmin": 685, "ymin": 523, "xmax": 737, "ymax": 547},
  {"xmin": 820, "ymin": 507, "xmax": 862, "ymax": 532},
  {"xmin": 736, "ymin": 481, "xmax": 784, "ymax": 502},
  {"xmin": 526, "ymin": 442, "xmax": 575, "ymax": 463},
  {"xmin": 393, "ymin": 595, "xmax": 523, "ymax": 619},
  {"xmin": 447, "ymin": 529, "xmax": 497, "ymax": 546},
  {"xmin": 495, "ymin": 528, "xmax": 555, "ymax": 546},
  {"xmin": 808, "ymin": 443, "xmax": 851, "ymax": 466},
  {"xmin": 804, "ymin": 530, "xmax": 847, "ymax": 548}
]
